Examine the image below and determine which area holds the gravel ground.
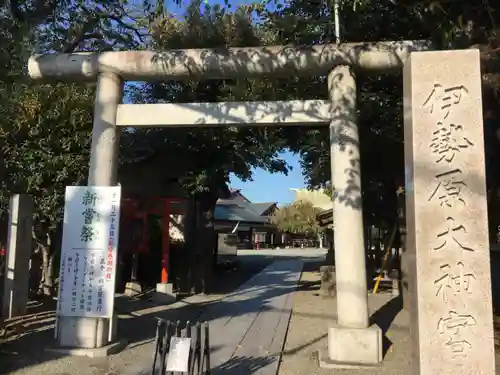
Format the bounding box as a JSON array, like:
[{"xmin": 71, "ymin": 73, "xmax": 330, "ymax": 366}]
[
  {"xmin": 0, "ymin": 255, "xmax": 274, "ymax": 375},
  {"xmin": 278, "ymin": 267, "xmax": 500, "ymax": 375},
  {"xmin": 7, "ymin": 247, "xmax": 500, "ymax": 375},
  {"xmin": 0, "ymin": 248, "xmax": 326, "ymax": 375},
  {"xmin": 278, "ymin": 268, "xmax": 412, "ymax": 375}
]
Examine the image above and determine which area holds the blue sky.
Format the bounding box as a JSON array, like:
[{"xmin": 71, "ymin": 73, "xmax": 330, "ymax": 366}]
[{"xmin": 230, "ymin": 150, "xmax": 305, "ymax": 205}]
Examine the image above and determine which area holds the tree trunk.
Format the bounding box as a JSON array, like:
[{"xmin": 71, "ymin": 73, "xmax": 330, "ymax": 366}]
[
  {"xmin": 374, "ymin": 230, "xmax": 383, "ymax": 272},
  {"xmin": 35, "ymin": 227, "xmax": 56, "ymax": 297},
  {"xmin": 40, "ymin": 246, "xmax": 52, "ymax": 296},
  {"xmin": 130, "ymin": 253, "xmax": 139, "ymax": 281},
  {"xmin": 180, "ymin": 199, "xmax": 198, "ymax": 294},
  {"xmin": 213, "ymin": 230, "xmax": 219, "ymax": 270},
  {"xmin": 325, "ymin": 229, "xmax": 335, "ymax": 265},
  {"xmin": 45, "ymin": 251, "xmax": 55, "ymax": 296},
  {"xmin": 197, "ymin": 192, "xmax": 218, "ymax": 295},
  {"xmin": 40, "ymin": 231, "xmax": 54, "ymax": 297}
]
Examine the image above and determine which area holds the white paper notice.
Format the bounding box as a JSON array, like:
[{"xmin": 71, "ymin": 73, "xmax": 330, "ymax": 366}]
[
  {"xmin": 166, "ymin": 337, "xmax": 191, "ymax": 372},
  {"xmin": 57, "ymin": 186, "xmax": 121, "ymax": 318}
]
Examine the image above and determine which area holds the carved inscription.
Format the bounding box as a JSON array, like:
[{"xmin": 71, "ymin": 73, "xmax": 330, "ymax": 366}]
[
  {"xmin": 423, "ymin": 84, "xmax": 469, "ymax": 119},
  {"xmin": 438, "ymin": 311, "xmax": 476, "ymax": 358},
  {"xmin": 434, "ymin": 262, "xmax": 475, "ymax": 302},
  {"xmin": 424, "ymin": 83, "xmax": 475, "ymax": 251},
  {"xmin": 428, "ymin": 169, "xmax": 466, "ymax": 208},
  {"xmin": 423, "ymin": 82, "xmax": 478, "ymax": 359},
  {"xmin": 434, "ymin": 217, "xmax": 474, "ymax": 252},
  {"xmin": 429, "ymin": 123, "xmax": 474, "ymax": 164}
]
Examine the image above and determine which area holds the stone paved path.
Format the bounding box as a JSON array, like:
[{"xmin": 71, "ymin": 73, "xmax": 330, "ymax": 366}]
[
  {"xmin": 202, "ymin": 259, "xmax": 303, "ymax": 375},
  {"xmin": 1, "ymin": 249, "xmax": 318, "ymax": 375}
]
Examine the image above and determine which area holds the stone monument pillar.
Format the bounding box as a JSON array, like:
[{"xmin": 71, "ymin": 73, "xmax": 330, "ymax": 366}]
[
  {"xmin": 404, "ymin": 50, "xmax": 495, "ymax": 374},
  {"xmin": 325, "ymin": 65, "xmax": 382, "ymax": 366},
  {"xmin": 57, "ymin": 72, "xmax": 123, "ymax": 349},
  {"xmin": 2, "ymin": 195, "xmax": 33, "ymax": 319}
]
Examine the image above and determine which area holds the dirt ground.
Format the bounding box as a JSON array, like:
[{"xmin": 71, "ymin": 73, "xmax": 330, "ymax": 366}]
[
  {"xmin": 277, "ymin": 268, "xmax": 416, "ymax": 375},
  {"xmin": 0, "ymin": 257, "xmax": 272, "ymax": 375},
  {"xmin": 278, "ymin": 267, "xmax": 500, "ymax": 375},
  {"xmin": 7, "ymin": 249, "xmax": 499, "ymax": 375}
]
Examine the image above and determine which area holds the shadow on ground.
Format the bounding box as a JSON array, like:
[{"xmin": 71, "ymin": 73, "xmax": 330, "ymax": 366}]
[
  {"xmin": 211, "ymin": 355, "xmax": 277, "ymax": 375},
  {"xmin": 0, "ymin": 251, "xmax": 324, "ymax": 374},
  {"xmin": 1, "ymin": 250, "xmax": 404, "ymax": 374},
  {"xmin": 370, "ymin": 295, "xmax": 403, "ymax": 357}
]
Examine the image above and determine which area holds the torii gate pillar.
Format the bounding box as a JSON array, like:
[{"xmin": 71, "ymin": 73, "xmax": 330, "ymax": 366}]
[
  {"xmin": 324, "ymin": 65, "xmax": 382, "ymax": 366},
  {"xmin": 57, "ymin": 72, "xmax": 123, "ymax": 350}
]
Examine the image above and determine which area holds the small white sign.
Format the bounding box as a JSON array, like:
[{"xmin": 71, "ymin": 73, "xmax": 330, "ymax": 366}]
[
  {"xmin": 166, "ymin": 337, "xmax": 192, "ymax": 373},
  {"xmin": 57, "ymin": 186, "xmax": 121, "ymax": 318}
]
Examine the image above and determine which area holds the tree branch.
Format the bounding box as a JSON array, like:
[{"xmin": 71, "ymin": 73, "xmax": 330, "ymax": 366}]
[
  {"xmin": 63, "ymin": 32, "xmax": 104, "ymax": 53},
  {"xmin": 81, "ymin": 5, "xmax": 146, "ymax": 43}
]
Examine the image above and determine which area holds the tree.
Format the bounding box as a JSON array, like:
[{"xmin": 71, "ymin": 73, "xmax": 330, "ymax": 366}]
[
  {"xmin": 127, "ymin": 0, "xmax": 292, "ymax": 292},
  {"xmin": 0, "ymin": 82, "xmax": 95, "ymax": 295},
  {"xmin": 0, "ymin": 1, "xmax": 159, "ymax": 295},
  {"xmin": 4, "ymin": 0, "xmax": 499, "ymax": 296},
  {"xmin": 271, "ymin": 201, "xmax": 323, "ymax": 237},
  {"xmin": 258, "ymin": 0, "xmax": 500, "ymax": 232},
  {"xmin": 0, "ymin": 9, "xmax": 98, "ymax": 294},
  {"xmin": 142, "ymin": 0, "xmax": 289, "ymax": 192},
  {"xmin": 254, "ymin": 0, "xmax": 425, "ymax": 229},
  {"xmin": 7, "ymin": 0, "xmax": 152, "ymax": 52},
  {"xmin": 0, "ymin": 0, "xmax": 289, "ymax": 296}
]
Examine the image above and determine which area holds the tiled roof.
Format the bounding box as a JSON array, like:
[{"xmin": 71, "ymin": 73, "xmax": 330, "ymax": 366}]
[
  {"xmin": 250, "ymin": 202, "xmax": 277, "ymax": 216},
  {"xmin": 215, "ymin": 201, "xmax": 275, "ymax": 223}
]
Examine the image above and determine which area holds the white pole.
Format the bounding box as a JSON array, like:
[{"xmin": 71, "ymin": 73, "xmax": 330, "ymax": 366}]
[
  {"xmin": 334, "ymin": 0, "xmax": 341, "ymax": 43},
  {"xmin": 329, "ymin": 65, "xmax": 369, "ymax": 328}
]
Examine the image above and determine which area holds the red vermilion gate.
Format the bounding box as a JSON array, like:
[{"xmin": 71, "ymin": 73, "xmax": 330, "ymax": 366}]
[{"xmin": 121, "ymin": 197, "xmax": 186, "ymax": 284}]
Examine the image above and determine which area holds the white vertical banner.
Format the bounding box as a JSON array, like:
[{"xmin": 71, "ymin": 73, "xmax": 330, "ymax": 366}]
[{"xmin": 57, "ymin": 186, "xmax": 121, "ymax": 318}]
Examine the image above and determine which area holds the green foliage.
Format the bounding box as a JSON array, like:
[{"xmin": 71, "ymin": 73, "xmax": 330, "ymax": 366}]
[
  {"xmin": 0, "ymin": 8, "xmax": 96, "ymax": 243},
  {"xmin": 0, "ymin": 1, "xmax": 165, "ymax": 292},
  {"xmin": 131, "ymin": 0, "xmax": 290, "ymax": 196},
  {"xmin": 0, "ymin": 83, "xmax": 95, "ymax": 232},
  {"xmin": 271, "ymin": 201, "xmax": 323, "ymax": 236},
  {"xmin": 7, "ymin": 0, "xmax": 153, "ymax": 52},
  {"xmin": 1, "ymin": 0, "xmax": 500, "ymax": 288},
  {"xmin": 254, "ymin": 0, "xmax": 424, "ymax": 225},
  {"xmin": 259, "ymin": 0, "xmax": 500, "ymax": 225}
]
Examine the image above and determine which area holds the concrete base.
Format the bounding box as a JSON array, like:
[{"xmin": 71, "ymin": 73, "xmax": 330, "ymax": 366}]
[
  {"xmin": 57, "ymin": 313, "xmax": 118, "ymax": 348},
  {"xmin": 152, "ymin": 283, "xmax": 176, "ymax": 304},
  {"xmin": 46, "ymin": 339, "xmax": 128, "ymax": 358},
  {"xmin": 327, "ymin": 323, "xmax": 383, "ymax": 365},
  {"xmin": 124, "ymin": 281, "xmax": 142, "ymax": 297},
  {"xmin": 317, "ymin": 349, "xmax": 382, "ymax": 370}
]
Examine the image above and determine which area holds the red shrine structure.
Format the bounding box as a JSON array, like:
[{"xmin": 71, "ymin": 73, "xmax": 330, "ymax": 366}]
[{"xmin": 120, "ymin": 196, "xmax": 186, "ymax": 285}]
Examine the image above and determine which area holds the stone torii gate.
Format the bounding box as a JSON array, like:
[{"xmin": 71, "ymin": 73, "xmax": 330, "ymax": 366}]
[{"xmin": 28, "ymin": 41, "xmax": 429, "ymax": 363}]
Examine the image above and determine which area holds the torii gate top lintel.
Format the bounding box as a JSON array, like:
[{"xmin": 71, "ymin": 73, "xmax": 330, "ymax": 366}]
[{"xmin": 28, "ymin": 40, "xmax": 431, "ymax": 82}]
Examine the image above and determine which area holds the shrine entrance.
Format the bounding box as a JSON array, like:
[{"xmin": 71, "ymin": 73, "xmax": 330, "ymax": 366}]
[
  {"xmin": 28, "ymin": 40, "xmax": 431, "ymax": 363},
  {"xmin": 119, "ymin": 197, "xmax": 186, "ymax": 294}
]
